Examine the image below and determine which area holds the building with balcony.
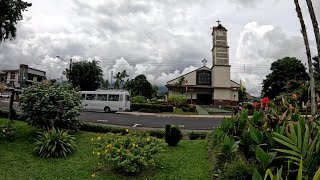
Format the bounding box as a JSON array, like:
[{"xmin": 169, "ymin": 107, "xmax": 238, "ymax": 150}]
[{"xmin": 2, "ymin": 64, "xmax": 46, "ymax": 89}]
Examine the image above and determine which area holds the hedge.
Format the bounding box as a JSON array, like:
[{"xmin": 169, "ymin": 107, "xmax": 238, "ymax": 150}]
[
  {"xmin": 139, "ymin": 109, "xmax": 161, "ymax": 113},
  {"xmin": 80, "ymin": 122, "xmax": 165, "ymax": 138},
  {"xmin": 188, "ymin": 131, "xmax": 208, "ymax": 140},
  {"xmin": 131, "ymin": 103, "xmax": 173, "ymax": 112}
]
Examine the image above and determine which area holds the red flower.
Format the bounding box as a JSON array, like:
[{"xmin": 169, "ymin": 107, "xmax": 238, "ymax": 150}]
[{"xmin": 261, "ymin": 97, "xmax": 269, "ymax": 108}]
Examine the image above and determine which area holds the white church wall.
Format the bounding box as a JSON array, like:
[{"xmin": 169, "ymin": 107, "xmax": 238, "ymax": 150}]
[
  {"xmin": 230, "ymin": 90, "xmax": 238, "ymax": 101},
  {"xmin": 212, "ymin": 66, "xmax": 230, "ymax": 88},
  {"xmin": 167, "ymin": 71, "xmax": 197, "ymax": 85},
  {"xmin": 214, "ymin": 89, "xmax": 230, "ymax": 100}
]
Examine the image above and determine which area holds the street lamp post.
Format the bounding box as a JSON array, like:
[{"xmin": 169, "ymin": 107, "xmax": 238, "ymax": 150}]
[{"xmin": 56, "ymin": 56, "xmax": 72, "ymax": 81}]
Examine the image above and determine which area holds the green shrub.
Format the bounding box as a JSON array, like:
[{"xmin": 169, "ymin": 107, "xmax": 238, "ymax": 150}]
[
  {"xmin": 19, "ymin": 82, "xmax": 83, "ymax": 130},
  {"xmin": 167, "ymin": 95, "xmax": 187, "ymax": 108},
  {"xmin": 131, "ymin": 103, "xmax": 173, "ymax": 112},
  {"xmin": 80, "ymin": 123, "xmax": 165, "ymax": 139},
  {"xmin": 33, "ymin": 128, "xmax": 77, "ymax": 158},
  {"xmin": 188, "ymin": 131, "xmax": 208, "ymax": 140},
  {"xmin": 93, "ymin": 131, "xmax": 164, "ymax": 175},
  {"xmin": 0, "ymin": 120, "xmax": 15, "ymax": 142},
  {"xmin": 139, "ymin": 108, "xmax": 161, "ymax": 113},
  {"xmin": 165, "ymin": 124, "xmax": 182, "ymax": 146},
  {"xmin": 131, "ymin": 96, "xmax": 146, "ymax": 103},
  {"xmin": 80, "ymin": 123, "xmax": 127, "ymax": 134},
  {"xmin": 181, "ymin": 107, "xmax": 188, "ymax": 112},
  {"xmin": 145, "ymin": 129, "xmax": 165, "ymax": 139},
  {"xmin": 187, "ymin": 105, "xmax": 196, "ymax": 112}
]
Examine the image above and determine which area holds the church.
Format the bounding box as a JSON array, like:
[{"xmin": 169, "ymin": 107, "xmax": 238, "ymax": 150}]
[{"xmin": 166, "ymin": 22, "xmax": 240, "ymax": 106}]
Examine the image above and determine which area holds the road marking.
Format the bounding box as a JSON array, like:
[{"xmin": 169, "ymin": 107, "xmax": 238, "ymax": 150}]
[
  {"xmin": 133, "ymin": 123, "xmax": 141, "ymax": 127},
  {"xmin": 97, "ymin": 120, "xmax": 108, "ymax": 122}
]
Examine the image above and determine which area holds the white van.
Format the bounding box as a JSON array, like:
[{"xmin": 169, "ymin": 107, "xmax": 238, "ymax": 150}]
[{"xmin": 80, "ymin": 90, "xmax": 131, "ymax": 113}]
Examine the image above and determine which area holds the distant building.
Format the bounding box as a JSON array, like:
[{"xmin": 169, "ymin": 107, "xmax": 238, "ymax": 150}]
[
  {"xmin": 0, "ymin": 70, "xmax": 5, "ymax": 83},
  {"xmin": 166, "ymin": 23, "xmax": 240, "ymax": 106},
  {"xmin": 2, "ymin": 64, "xmax": 46, "ymax": 89}
]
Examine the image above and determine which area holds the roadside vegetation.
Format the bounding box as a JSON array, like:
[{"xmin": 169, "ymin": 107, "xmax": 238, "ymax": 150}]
[
  {"xmin": 0, "ymin": 119, "xmax": 209, "ymax": 179},
  {"xmin": 207, "ymin": 97, "xmax": 320, "ymax": 179}
]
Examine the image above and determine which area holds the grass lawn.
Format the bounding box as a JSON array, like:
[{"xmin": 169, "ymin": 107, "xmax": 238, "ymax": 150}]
[{"xmin": 0, "ymin": 119, "xmax": 209, "ymax": 180}]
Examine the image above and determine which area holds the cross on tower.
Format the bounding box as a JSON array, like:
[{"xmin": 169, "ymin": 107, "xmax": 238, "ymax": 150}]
[
  {"xmin": 216, "ymin": 20, "xmax": 221, "ymax": 25},
  {"xmin": 202, "ymin": 58, "xmax": 207, "ymax": 67}
]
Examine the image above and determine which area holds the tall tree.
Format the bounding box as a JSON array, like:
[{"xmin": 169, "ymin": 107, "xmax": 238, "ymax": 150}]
[
  {"xmin": 312, "ymin": 56, "xmax": 320, "ymax": 80},
  {"xmin": 261, "ymin": 57, "xmax": 309, "ymax": 99},
  {"xmin": 64, "ymin": 60, "xmax": 103, "ymax": 91},
  {"xmin": 306, "ymin": 0, "xmax": 320, "ymax": 70},
  {"xmin": 175, "ymin": 76, "xmax": 186, "ymax": 94},
  {"xmin": 113, "ymin": 70, "xmax": 129, "ymax": 89},
  {"xmin": 238, "ymin": 87, "xmax": 247, "ymax": 103},
  {"xmin": 100, "ymin": 79, "xmax": 110, "ymax": 89},
  {"xmin": 294, "ymin": 0, "xmax": 316, "ymax": 116},
  {"xmin": 0, "ymin": 0, "xmax": 31, "ymax": 42},
  {"xmin": 126, "ymin": 74, "xmax": 152, "ymax": 99}
]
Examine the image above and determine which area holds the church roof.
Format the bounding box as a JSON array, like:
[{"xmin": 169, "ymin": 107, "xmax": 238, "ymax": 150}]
[
  {"xmin": 213, "ymin": 24, "xmax": 227, "ymax": 31},
  {"xmin": 167, "ymin": 66, "xmax": 210, "ymax": 84}
]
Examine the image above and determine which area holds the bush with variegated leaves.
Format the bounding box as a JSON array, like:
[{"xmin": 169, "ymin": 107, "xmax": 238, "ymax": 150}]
[{"xmin": 92, "ymin": 130, "xmax": 164, "ymax": 175}]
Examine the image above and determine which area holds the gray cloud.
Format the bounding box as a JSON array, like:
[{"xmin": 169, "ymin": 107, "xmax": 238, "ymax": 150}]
[{"xmin": 0, "ymin": 0, "xmax": 317, "ymax": 97}]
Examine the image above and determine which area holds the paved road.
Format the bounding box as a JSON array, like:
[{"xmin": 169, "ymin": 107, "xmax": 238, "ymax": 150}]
[
  {"xmin": 0, "ymin": 100, "xmax": 222, "ymax": 130},
  {"xmin": 81, "ymin": 111, "xmax": 222, "ymax": 130}
]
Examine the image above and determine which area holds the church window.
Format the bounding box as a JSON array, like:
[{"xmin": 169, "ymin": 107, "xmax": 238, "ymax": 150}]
[{"xmin": 197, "ymin": 70, "xmax": 211, "ymax": 85}]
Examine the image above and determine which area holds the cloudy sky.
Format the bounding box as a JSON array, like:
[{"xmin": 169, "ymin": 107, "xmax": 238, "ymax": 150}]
[{"xmin": 0, "ymin": 0, "xmax": 319, "ymax": 96}]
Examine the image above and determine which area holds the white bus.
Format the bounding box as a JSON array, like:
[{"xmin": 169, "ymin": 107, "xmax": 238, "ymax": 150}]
[{"xmin": 80, "ymin": 90, "xmax": 131, "ymax": 113}]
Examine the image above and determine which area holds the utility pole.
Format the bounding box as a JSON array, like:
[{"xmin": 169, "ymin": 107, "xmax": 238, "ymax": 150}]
[
  {"xmin": 111, "ymin": 71, "xmax": 113, "ymax": 89},
  {"xmin": 56, "ymin": 56, "xmax": 72, "ymax": 82},
  {"xmin": 69, "ymin": 58, "xmax": 72, "ymax": 82}
]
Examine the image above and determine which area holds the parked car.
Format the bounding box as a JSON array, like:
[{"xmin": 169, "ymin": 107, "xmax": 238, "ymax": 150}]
[{"xmin": 0, "ymin": 93, "xmax": 10, "ymax": 98}]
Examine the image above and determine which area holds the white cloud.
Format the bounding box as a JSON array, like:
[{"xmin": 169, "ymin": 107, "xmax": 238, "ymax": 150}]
[{"xmin": 0, "ymin": 0, "xmax": 319, "ymax": 97}]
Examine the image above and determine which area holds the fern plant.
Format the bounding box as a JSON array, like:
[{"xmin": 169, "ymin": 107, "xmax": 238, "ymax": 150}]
[{"xmin": 34, "ymin": 128, "xmax": 77, "ymax": 158}]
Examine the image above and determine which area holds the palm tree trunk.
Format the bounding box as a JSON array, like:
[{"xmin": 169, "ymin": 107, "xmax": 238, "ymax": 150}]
[
  {"xmin": 306, "ymin": 0, "xmax": 320, "ymax": 70},
  {"xmin": 294, "ymin": 0, "xmax": 317, "ymax": 117}
]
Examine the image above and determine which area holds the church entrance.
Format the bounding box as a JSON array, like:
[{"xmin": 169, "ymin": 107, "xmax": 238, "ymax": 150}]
[{"xmin": 197, "ymin": 94, "xmax": 212, "ymax": 105}]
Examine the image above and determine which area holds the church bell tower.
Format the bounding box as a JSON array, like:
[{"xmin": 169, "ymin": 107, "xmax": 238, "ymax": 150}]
[{"xmin": 211, "ymin": 21, "xmax": 232, "ymax": 105}]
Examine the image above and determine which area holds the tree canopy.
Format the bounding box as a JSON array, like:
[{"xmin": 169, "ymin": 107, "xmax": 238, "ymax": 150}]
[
  {"xmin": 261, "ymin": 57, "xmax": 309, "ymax": 99},
  {"xmin": 113, "ymin": 70, "xmax": 129, "ymax": 89},
  {"xmin": 126, "ymin": 74, "xmax": 152, "ymax": 99},
  {"xmin": 0, "ymin": 0, "xmax": 31, "ymax": 42},
  {"xmin": 65, "ymin": 60, "xmax": 103, "ymax": 91}
]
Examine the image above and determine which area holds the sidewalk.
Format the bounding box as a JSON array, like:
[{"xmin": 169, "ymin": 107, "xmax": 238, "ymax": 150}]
[{"xmin": 116, "ymin": 111, "xmax": 231, "ymax": 118}]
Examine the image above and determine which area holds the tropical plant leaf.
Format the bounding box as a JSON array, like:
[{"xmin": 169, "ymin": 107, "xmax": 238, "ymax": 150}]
[
  {"xmin": 250, "ymin": 126, "xmax": 263, "ymax": 144},
  {"xmin": 252, "ymin": 169, "xmax": 263, "ymax": 180},
  {"xmin": 298, "ymin": 156, "xmax": 303, "ymax": 180},
  {"xmin": 313, "ymin": 167, "xmax": 320, "ymax": 180}
]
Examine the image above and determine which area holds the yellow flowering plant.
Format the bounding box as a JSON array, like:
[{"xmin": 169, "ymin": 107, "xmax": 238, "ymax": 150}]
[{"xmin": 92, "ymin": 131, "xmax": 164, "ymax": 175}]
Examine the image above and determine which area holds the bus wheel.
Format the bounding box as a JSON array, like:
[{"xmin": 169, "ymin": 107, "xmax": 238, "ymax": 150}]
[{"xmin": 104, "ymin": 106, "xmax": 111, "ymax": 113}]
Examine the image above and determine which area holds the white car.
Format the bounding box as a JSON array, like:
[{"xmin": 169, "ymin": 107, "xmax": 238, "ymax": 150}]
[{"xmin": 0, "ymin": 94, "xmax": 10, "ymax": 98}]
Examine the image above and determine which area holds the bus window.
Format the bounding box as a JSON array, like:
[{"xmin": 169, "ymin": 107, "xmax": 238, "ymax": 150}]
[
  {"xmin": 86, "ymin": 94, "xmax": 96, "ymax": 100},
  {"xmin": 97, "ymin": 94, "xmax": 108, "ymax": 101},
  {"xmin": 126, "ymin": 95, "xmax": 130, "ymax": 101},
  {"xmin": 108, "ymin": 94, "xmax": 119, "ymax": 101},
  {"xmin": 119, "ymin": 95, "xmax": 123, "ymax": 101},
  {"xmin": 81, "ymin": 94, "xmax": 85, "ymax": 100}
]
